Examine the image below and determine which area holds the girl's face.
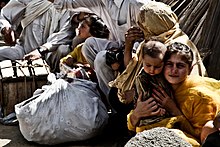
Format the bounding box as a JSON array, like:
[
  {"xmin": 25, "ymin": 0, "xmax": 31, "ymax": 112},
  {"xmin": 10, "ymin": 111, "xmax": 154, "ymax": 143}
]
[
  {"xmin": 78, "ymin": 20, "xmax": 92, "ymax": 39},
  {"xmin": 143, "ymin": 54, "xmax": 164, "ymax": 76},
  {"xmin": 163, "ymin": 54, "xmax": 191, "ymax": 89}
]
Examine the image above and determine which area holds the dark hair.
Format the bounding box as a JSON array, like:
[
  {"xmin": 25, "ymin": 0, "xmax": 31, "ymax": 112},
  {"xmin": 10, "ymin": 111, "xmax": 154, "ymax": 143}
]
[
  {"xmin": 165, "ymin": 42, "xmax": 193, "ymax": 66},
  {"xmin": 85, "ymin": 15, "xmax": 110, "ymax": 39},
  {"xmin": 106, "ymin": 47, "xmax": 124, "ymax": 66},
  {"xmin": 142, "ymin": 40, "xmax": 167, "ymax": 59}
]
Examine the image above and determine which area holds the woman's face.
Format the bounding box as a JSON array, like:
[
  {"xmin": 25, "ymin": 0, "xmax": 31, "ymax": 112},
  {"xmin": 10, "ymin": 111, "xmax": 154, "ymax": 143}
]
[
  {"xmin": 163, "ymin": 54, "xmax": 191, "ymax": 88},
  {"xmin": 143, "ymin": 54, "xmax": 164, "ymax": 76},
  {"xmin": 78, "ymin": 20, "xmax": 92, "ymax": 39}
]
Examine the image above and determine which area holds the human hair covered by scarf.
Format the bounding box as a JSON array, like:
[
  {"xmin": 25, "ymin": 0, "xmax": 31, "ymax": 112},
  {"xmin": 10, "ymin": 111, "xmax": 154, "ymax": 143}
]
[
  {"xmin": 109, "ymin": 1, "xmax": 206, "ymax": 104},
  {"xmin": 137, "ymin": 1, "xmax": 206, "ymax": 76}
]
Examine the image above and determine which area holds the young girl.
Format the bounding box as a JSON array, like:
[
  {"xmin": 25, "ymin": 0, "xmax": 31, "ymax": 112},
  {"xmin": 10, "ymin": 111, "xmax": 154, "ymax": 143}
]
[
  {"xmin": 60, "ymin": 14, "xmax": 110, "ymax": 68},
  {"xmin": 153, "ymin": 42, "xmax": 220, "ymax": 142}
]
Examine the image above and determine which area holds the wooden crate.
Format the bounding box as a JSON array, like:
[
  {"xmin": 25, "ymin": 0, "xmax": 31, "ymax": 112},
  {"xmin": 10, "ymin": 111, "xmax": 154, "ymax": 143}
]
[{"xmin": 0, "ymin": 59, "xmax": 50, "ymax": 116}]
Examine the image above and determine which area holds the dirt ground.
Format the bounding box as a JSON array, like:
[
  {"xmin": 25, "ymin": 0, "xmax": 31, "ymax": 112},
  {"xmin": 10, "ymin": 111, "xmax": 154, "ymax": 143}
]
[
  {"xmin": 0, "ymin": 114, "xmax": 131, "ymax": 147},
  {"xmin": 0, "ymin": 124, "xmax": 38, "ymax": 147}
]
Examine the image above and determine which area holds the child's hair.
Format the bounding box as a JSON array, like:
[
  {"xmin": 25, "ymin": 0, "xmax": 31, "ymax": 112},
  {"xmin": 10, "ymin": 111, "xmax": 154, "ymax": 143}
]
[
  {"xmin": 165, "ymin": 42, "xmax": 193, "ymax": 66},
  {"xmin": 106, "ymin": 46, "xmax": 124, "ymax": 66},
  {"xmin": 85, "ymin": 15, "xmax": 110, "ymax": 39},
  {"xmin": 142, "ymin": 40, "xmax": 167, "ymax": 59}
]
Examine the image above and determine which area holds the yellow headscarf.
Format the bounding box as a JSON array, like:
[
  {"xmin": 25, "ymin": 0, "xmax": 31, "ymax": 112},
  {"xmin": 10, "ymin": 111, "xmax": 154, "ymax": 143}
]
[{"xmin": 109, "ymin": 1, "xmax": 206, "ymax": 103}]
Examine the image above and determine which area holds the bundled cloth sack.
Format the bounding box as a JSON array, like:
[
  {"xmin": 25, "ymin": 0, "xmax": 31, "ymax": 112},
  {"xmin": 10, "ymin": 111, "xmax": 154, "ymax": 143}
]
[{"xmin": 15, "ymin": 74, "xmax": 109, "ymax": 145}]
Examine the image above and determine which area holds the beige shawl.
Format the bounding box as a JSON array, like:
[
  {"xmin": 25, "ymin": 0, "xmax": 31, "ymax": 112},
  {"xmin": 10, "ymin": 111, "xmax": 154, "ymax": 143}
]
[{"xmin": 109, "ymin": 1, "xmax": 207, "ymax": 103}]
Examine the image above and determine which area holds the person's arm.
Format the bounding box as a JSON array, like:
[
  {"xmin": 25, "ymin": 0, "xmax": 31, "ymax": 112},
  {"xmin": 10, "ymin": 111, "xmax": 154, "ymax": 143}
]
[
  {"xmin": 152, "ymin": 86, "xmax": 200, "ymax": 137},
  {"xmin": 41, "ymin": 10, "xmax": 74, "ymax": 52},
  {"xmin": 152, "ymin": 87, "xmax": 182, "ymax": 116},
  {"xmin": 201, "ymin": 112, "xmax": 220, "ymax": 143},
  {"xmin": 171, "ymin": 87, "xmax": 218, "ymax": 139},
  {"xmin": 124, "ymin": 26, "xmax": 144, "ymax": 67},
  {"xmin": 0, "ymin": 0, "xmax": 26, "ymax": 45},
  {"xmin": 0, "ymin": 0, "xmax": 26, "ymax": 31},
  {"xmin": 201, "ymin": 120, "xmax": 218, "ymax": 143},
  {"xmin": 61, "ymin": 45, "xmax": 81, "ymax": 66},
  {"xmin": 128, "ymin": 92, "xmax": 164, "ymax": 130},
  {"xmin": 23, "ymin": 49, "xmax": 42, "ymax": 61},
  {"xmin": 189, "ymin": 94, "xmax": 218, "ymax": 138}
]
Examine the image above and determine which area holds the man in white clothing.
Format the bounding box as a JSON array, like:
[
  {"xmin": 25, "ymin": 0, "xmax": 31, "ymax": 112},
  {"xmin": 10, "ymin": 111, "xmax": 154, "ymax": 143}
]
[{"xmin": 0, "ymin": 0, "xmax": 74, "ymax": 72}]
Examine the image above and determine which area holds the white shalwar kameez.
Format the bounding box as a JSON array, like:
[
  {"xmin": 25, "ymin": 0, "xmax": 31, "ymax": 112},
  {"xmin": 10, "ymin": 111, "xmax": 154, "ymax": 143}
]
[
  {"xmin": 53, "ymin": 0, "xmax": 151, "ymax": 101},
  {"xmin": 0, "ymin": 0, "xmax": 74, "ymax": 72}
]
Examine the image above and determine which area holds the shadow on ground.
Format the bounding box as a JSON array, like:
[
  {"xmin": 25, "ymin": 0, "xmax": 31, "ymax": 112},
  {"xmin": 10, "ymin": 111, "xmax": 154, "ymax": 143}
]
[{"xmin": 0, "ymin": 113, "xmax": 133, "ymax": 147}]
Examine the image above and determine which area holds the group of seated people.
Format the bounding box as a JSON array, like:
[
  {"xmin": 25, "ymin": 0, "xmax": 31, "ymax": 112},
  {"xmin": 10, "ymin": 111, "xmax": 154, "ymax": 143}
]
[{"xmin": 1, "ymin": 0, "xmax": 220, "ymax": 146}]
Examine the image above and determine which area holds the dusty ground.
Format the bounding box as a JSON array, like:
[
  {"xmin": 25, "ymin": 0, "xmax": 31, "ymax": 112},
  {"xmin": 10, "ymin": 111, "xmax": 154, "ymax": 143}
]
[
  {"xmin": 0, "ymin": 115, "xmax": 130, "ymax": 147},
  {"xmin": 0, "ymin": 124, "xmax": 39, "ymax": 147}
]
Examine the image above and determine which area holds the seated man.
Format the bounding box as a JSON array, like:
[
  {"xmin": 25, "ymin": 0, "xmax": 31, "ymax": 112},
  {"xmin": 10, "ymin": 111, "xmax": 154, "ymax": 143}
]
[{"xmin": 0, "ymin": 0, "xmax": 74, "ymax": 73}]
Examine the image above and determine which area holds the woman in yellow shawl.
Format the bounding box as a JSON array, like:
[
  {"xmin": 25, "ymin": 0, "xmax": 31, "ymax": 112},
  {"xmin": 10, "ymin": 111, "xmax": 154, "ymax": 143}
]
[
  {"xmin": 109, "ymin": 1, "xmax": 206, "ymax": 104},
  {"xmin": 128, "ymin": 42, "xmax": 220, "ymax": 146}
]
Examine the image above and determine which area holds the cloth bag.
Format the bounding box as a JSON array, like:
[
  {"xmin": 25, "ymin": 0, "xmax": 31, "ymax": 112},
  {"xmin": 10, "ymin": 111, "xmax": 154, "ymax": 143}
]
[{"xmin": 15, "ymin": 76, "xmax": 108, "ymax": 145}]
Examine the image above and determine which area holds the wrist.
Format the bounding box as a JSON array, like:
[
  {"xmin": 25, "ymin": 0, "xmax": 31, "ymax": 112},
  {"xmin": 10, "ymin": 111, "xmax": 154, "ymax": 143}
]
[
  {"xmin": 37, "ymin": 46, "xmax": 48, "ymax": 59},
  {"xmin": 170, "ymin": 106, "xmax": 182, "ymax": 116},
  {"xmin": 130, "ymin": 111, "xmax": 140, "ymax": 127},
  {"xmin": 125, "ymin": 41, "xmax": 134, "ymax": 47}
]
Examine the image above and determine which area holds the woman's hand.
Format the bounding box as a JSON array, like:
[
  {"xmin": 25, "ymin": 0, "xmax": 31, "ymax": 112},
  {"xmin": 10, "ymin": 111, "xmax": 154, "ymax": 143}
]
[
  {"xmin": 125, "ymin": 26, "xmax": 144, "ymax": 46},
  {"xmin": 152, "ymin": 87, "xmax": 182, "ymax": 116},
  {"xmin": 124, "ymin": 26, "xmax": 144, "ymax": 67},
  {"xmin": 130, "ymin": 92, "xmax": 163, "ymax": 127}
]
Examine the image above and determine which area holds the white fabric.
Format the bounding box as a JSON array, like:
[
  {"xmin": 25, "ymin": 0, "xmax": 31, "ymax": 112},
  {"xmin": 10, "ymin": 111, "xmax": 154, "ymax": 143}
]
[
  {"xmin": 15, "ymin": 76, "xmax": 109, "ymax": 145},
  {"xmin": 82, "ymin": 37, "xmax": 120, "ymax": 68},
  {"xmin": 53, "ymin": 0, "xmax": 151, "ymax": 43},
  {"xmin": 82, "ymin": 37, "xmax": 119, "ymax": 97},
  {"xmin": 45, "ymin": 44, "xmax": 71, "ymax": 72},
  {"xmin": 0, "ymin": 0, "xmax": 74, "ymax": 71}
]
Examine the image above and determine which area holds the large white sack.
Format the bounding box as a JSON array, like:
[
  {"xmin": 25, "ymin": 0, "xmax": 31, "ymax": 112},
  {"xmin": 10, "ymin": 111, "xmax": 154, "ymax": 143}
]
[{"xmin": 15, "ymin": 78, "xmax": 109, "ymax": 145}]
